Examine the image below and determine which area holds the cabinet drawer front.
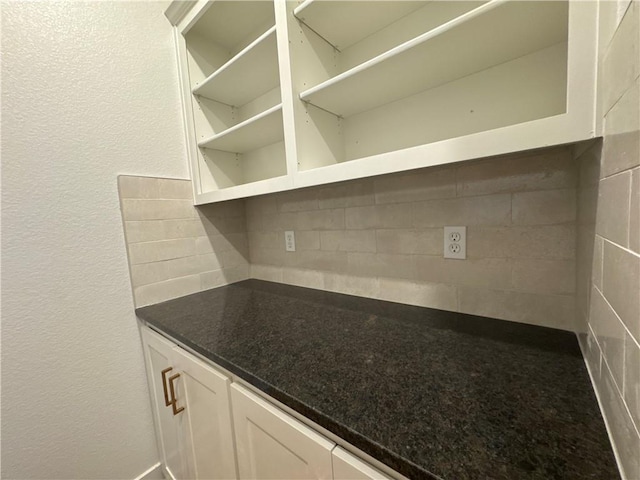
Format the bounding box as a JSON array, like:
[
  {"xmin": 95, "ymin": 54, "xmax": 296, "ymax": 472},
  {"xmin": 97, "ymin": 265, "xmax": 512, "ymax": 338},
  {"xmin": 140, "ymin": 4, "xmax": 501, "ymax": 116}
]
[{"xmin": 231, "ymin": 384, "xmax": 334, "ymax": 480}]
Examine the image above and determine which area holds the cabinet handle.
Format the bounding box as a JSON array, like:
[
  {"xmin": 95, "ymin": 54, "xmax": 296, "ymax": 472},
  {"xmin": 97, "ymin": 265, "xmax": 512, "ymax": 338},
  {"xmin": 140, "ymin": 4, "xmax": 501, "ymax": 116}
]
[
  {"xmin": 161, "ymin": 367, "xmax": 173, "ymax": 407},
  {"xmin": 168, "ymin": 373, "xmax": 185, "ymax": 416}
]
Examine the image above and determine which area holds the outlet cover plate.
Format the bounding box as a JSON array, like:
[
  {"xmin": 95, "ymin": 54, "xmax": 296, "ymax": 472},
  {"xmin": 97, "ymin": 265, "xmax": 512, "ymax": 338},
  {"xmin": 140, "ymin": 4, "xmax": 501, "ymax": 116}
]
[
  {"xmin": 444, "ymin": 226, "xmax": 466, "ymax": 260},
  {"xmin": 285, "ymin": 231, "xmax": 296, "ymax": 252}
]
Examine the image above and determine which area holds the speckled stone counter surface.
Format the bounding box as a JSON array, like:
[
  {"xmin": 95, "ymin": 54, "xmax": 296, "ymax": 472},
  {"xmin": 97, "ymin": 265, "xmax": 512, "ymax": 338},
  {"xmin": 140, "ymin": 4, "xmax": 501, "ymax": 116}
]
[{"xmin": 136, "ymin": 279, "xmax": 618, "ymax": 480}]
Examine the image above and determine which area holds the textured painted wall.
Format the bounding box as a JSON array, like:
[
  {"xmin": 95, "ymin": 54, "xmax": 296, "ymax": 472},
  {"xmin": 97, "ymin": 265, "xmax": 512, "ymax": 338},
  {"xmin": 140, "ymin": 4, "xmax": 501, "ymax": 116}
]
[
  {"xmin": 578, "ymin": 2, "xmax": 640, "ymax": 478},
  {"xmin": 1, "ymin": 2, "xmax": 188, "ymax": 478}
]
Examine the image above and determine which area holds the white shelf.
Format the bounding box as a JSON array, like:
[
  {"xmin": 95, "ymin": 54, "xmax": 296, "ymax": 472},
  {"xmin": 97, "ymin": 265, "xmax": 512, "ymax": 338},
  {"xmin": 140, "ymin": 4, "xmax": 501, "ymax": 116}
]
[
  {"xmin": 198, "ymin": 105, "xmax": 283, "ymax": 153},
  {"xmin": 168, "ymin": 0, "xmax": 598, "ymax": 204},
  {"xmin": 293, "ymin": 0, "xmax": 423, "ymax": 50},
  {"xmin": 299, "ymin": 0, "xmax": 568, "ymax": 118},
  {"xmin": 193, "ymin": 26, "xmax": 279, "ymax": 107},
  {"xmin": 195, "ymin": 175, "xmax": 294, "ymax": 205},
  {"xmin": 187, "ymin": 1, "xmax": 274, "ymax": 52},
  {"xmin": 293, "ymin": 112, "xmax": 590, "ymax": 190}
]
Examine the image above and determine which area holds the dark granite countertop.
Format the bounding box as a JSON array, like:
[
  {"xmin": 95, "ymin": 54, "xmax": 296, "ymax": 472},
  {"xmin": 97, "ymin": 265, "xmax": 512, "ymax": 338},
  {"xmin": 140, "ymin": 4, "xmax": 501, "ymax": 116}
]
[{"xmin": 136, "ymin": 279, "xmax": 618, "ymax": 480}]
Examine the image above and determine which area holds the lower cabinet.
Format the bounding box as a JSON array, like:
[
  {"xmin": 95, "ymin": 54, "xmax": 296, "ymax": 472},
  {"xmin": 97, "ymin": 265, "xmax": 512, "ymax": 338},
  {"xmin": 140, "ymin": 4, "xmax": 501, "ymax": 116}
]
[
  {"xmin": 332, "ymin": 447, "xmax": 390, "ymax": 480},
  {"xmin": 141, "ymin": 327, "xmax": 237, "ymax": 480},
  {"xmin": 140, "ymin": 325, "xmax": 395, "ymax": 480},
  {"xmin": 231, "ymin": 384, "xmax": 335, "ymax": 479}
]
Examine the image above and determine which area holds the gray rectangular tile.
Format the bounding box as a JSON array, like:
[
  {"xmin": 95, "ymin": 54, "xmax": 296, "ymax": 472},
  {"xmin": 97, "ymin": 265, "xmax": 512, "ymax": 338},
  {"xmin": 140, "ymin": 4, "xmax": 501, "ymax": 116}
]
[
  {"xmin": 376, "ymin": 228, "xmax": 442, "ymax": 255},
  {"xmin": 602, "ymin": 76, "xmax": 640, "ymax": 177},
  {"xmin": 630, "ymin": 168, "xmax": 640, "ymax": 253},
  {"xmin": 415, "ymin": 256, "xmax": 512, "ymax": 289},
  {"xmin": 320, "ymin": 230, "xmax": 376, "ymax": 253},
  {"xmin": 124, "ymin": 221, "xmax": 166, "ymax": 244},
  {"xmin": 512, "ymin": 259, "xmax": 575, "ymax": 295},
  {"xmin": 346, "ymin": 204, "xmax": 413, "ymax": 230},
  {"xmin": 458, "ymin": 287, "xmax": 575, "ymax": 331},
  {"xmin": 128, "ymin": 238, "xmax": 196, "ymax": 265},
  {"xmin": 468, "ymin": 225, "xmax": 576, "ymax": 260},
  {"xmin": 317, "ymin": 180, "xmax": 375, "ymax": 209},
  {"xmin": 590, "ymin": 286, "xmax": 626, "ymax": 389},
  {"xmin": 601, "ymin": 0, "xmax": 639, "ymax": 113},
  {"xmin": 276, "ymin": 188, "xmax": 319, "ymax": 212},
  {"xmin": 377, "ymin": 278, "xmax": 457, "ymax": 311},
  {"xmin": 157, "ymin": 178, "xmax": 193, "ymax": 199},
  {"xmin": 602, "ymin": 240, "xmax": 640, "ymax": 341},
  {"xmin": 596, "ymin": 171, "xmax": 631, "ymax": 247},
  {"xmin": 296, "ymin": 209, "xmax": 345, "ymax": 230},
  {"xmin": 118, "ymin": 176, "xmax": 160, "ymax": 199},
  {"xmin": 324, "ymin": 273, "xmax": 379, "ymax": 298},
  {"xmin": 134, "ymin": 275, "xmax": 201, "ymax": 307},
  {"xmin": 346, "ymin": 253, "xmax": 415, "ymax": 280},
  {"xmin": 596, "ymin": 363, "xmax": 640, "ymax": 480},
  {"xmin": 512, "ymin": 189, "xmax": 576, "ymax": 225},
  {"xmin": 624, "ymin": 332, "xmax": 640, "ymax": 430},
  {"xmin": 456, "ymin": 148, "xmax": 576, "ymax": 197},
  {"xmin": 413, "ymin": 194, "xmax": 511, "ymax": 227},
  {"xmin": 374, "ymin": 167, "xmax": 456, "ymax": 204},
  {"xmin": 121, "ymin": 199, "xmax": 194, "ymax": 221}
]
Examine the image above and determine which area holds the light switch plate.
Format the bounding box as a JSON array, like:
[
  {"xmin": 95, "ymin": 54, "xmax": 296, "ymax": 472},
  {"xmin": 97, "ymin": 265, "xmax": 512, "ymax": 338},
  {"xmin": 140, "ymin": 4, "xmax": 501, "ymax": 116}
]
[{"xmin": 444, "ymin": 226, "xmax": 466, "ymax": 259}]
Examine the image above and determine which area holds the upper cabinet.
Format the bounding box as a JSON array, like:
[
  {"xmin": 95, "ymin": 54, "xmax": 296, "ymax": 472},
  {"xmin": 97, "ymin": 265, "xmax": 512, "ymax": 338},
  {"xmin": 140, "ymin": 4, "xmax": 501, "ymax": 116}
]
[{"xmin": 167, "ymin": 0, "xmax": 598, "ymax": 204}]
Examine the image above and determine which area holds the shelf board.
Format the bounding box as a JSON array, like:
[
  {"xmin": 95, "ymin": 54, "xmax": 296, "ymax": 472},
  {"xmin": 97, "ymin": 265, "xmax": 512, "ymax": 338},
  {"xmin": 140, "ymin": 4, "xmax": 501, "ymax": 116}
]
[
  {"xmin": 187, "ymin": 1, "xmax": 274, "ymax": 51},
  {"xmin": 198, "ymin": 104, "xmax": 283, "ymax": 154},
  {"xmin": 299, "ymin": 0, "xmax": 568, "ymax": 118},
  {"xmin": 293, "ymin": 111, "xmax": 586, "ymax": 190},
  {"xmin": 193, "ymin": 26, "xmax": 280, "ymax": 107},
  {"xmin": 293, "ymin": 0, "xmax": 423, "ymax": 50},
  {"xmin": 195, "ymin": 175, "xmax": 294, "ymax": 205}
]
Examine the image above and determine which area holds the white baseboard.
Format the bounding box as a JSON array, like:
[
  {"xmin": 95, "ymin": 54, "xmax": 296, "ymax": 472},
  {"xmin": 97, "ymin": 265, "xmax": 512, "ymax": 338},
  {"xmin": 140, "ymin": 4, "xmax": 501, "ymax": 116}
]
[{"xmin": 133, "ymin": 462, "xmax": 164, "ymax": 480}]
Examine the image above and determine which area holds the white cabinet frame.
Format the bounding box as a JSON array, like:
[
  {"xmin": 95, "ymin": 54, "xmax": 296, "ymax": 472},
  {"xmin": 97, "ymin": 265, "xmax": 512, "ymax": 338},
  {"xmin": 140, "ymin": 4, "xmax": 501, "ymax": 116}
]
[{"xmin": 167, "ymin": 0, "xmax": 599, "ymax": 204}]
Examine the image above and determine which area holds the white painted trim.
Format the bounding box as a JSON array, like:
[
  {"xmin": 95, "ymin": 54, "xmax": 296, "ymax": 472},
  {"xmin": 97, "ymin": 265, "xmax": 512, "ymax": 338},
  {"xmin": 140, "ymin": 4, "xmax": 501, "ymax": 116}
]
[
  {"xmin": 164, "ymin": 1, "xmax": 198, "ymax": 26},
  {"xmin": 577, "ymin": 334, "xmax": 627, "ymax": 480},
  {"xmin": 133, "ymin": 462, "xmax": 164, "ymax": 480}
]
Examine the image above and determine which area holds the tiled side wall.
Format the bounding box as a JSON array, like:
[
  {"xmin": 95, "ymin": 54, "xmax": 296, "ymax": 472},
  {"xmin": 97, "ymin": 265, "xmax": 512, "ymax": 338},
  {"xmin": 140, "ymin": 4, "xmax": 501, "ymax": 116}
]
[
  {"xmin": 575, "ymin": 141, "xmax": 601, "ymax": 332},
  {"xmin": 118, "ymin": 176, "xmax": 249, "ymax": 306},
  {"xmin": 247, "ymin": 147, "xmax": 578, "ymax": 330},
  {"xmin": 579, "ymin": 2, "xmax": 640, "ymax": 479}
]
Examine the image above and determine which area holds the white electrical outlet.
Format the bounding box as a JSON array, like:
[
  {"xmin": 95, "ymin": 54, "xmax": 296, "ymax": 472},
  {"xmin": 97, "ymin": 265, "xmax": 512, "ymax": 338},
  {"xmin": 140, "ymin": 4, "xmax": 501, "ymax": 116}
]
[
  {"xmin": 285, "ymin": 231, "xmax": 296, "ymax": 252},
  {"xmin": 444, "ymin": 226, "xmax": 466, "ymax": 259}
]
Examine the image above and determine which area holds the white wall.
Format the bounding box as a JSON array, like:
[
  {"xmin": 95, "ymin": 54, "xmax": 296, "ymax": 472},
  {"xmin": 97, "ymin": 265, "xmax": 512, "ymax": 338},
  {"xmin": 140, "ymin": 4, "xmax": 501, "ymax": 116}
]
[{"xmin": 1, "ymin": 2, "xmax": 188, "ymax": 478}]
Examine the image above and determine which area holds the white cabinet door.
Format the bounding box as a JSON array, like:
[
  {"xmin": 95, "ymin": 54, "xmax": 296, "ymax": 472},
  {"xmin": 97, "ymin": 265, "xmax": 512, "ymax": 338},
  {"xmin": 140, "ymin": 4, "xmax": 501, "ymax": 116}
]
[
  {"xmin": 173, "ymin": 346, "xmax": 238, "ymax": 480},
  {"xmin": 141, "ymin": 327, "xmax": 189, "ymax": 480},
  {"xmin": 231, "ymin": 384, "xmax": 335, "ymax": 480},
  {"xmin": 332, "ymin": 447, "xmax": 392, "ymax": 480}
]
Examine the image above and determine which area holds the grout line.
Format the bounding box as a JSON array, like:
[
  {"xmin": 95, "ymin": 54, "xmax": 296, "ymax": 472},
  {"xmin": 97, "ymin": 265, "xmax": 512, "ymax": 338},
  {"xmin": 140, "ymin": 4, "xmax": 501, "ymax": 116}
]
[
  {"xmin": 600, "ymin": 351, "xmax": 640, "ymax": 439},
  {"xmin": 132, "ymin": 462, "xmax": 162, "ymax": 480},
  {"xmin": 627, "ymin": 173, "xmax": 633, "ymax": 249},
  {"xmin": 601, "ymin": 165, "xmax": 637, "ymax": 182},
  {"xmin": 593, "ymin": 283, "xmax": 640, "ymax": 350},
  {"xmin": 602, "ymin": 237, "xmax": 640, "ymax": 258}
]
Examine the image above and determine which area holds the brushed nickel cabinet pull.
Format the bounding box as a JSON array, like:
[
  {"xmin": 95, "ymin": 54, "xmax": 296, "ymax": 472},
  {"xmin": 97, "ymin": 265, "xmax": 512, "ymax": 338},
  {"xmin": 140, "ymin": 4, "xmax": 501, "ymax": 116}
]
[
  {"xmin": 168, "ymin": 373, "xmax": 185, "ymax": 415},
  {"xmin": 161, "ymin": 367, "xmax": 173, "ymax": 407}
]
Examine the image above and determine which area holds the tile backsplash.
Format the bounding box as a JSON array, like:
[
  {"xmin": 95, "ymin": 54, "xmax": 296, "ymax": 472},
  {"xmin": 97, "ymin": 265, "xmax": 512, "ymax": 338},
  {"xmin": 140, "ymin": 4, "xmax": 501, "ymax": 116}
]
[
  {"xmin": 577, "ymin": 2, "xmax": 640, "ymax": 478},
  {"xmin": 247, "ymin": 146, "xmax": 578, "ymax": 331},
  {"xmin": 118, "ymin": 176, "xmax": 249, "ymax": 307}
]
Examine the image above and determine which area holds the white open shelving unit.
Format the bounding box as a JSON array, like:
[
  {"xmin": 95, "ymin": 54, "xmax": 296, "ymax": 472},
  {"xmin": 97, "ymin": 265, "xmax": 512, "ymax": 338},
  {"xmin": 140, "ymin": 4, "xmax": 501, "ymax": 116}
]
[{"xmin": 167, "ymin": 0, "xmax": 599, "ymax": 204}]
